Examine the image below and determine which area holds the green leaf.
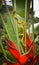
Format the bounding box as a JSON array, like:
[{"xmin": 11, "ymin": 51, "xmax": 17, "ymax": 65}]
[
  {"xmin": 6, "ymin": 50, "xmax": 17, "ymax": 62},
  {"xmin": 0, "ymin": 50, "xmax": 17, "ymax": 62},
  {"xmin": 0, "ymin": 14, "xmax": 17, "ymax": 44}
]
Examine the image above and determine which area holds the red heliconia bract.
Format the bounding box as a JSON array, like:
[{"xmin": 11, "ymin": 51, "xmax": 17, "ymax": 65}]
[
  {"xmin": 6, "ymin": 38, "xmax": 20, "ymax": 60},
  {"xmin": 26, "ymin": 33, "xmax": 34, "ymax": 51},
  {"xmin": 26, "ymin": 33, "xmax": 34, "ymax": 60},
  {"xmin": 6, "ymin": 38, "xmax": 30, "ymax": 65},
  {"xmin": 6, "ymin": 33, "xmax": 38, "ymax": 65}
]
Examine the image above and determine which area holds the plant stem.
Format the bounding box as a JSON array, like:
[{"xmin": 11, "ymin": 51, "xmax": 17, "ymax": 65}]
[
  {"xmin": 0, "ymin": 40, "xmax": 15, "ymax": 63},
  {"xmin": 13, "ymin": 0, "xmax": 20, "ymax": 52},
  {"xmin": 32, "ymin": 0, "xmax": 34, "ymax": 41},
  {"xmin": 32, "ymin": 18, "xmax": 34, "ymax": 41},
  {"xmin": 14, "ymin": 0, "xmax": 16, "ymax": 11},
  {"xmin": 3, "ymin": 0, "xmax": 16, "ymax": 37},
  {"xmin": 24, "ymin": 0, "xmax": 27, "ymax": 52},
  {"xmin": 0, "ymin": 14, "xmax": 12, "ymax": 41},
  {"xmin": 28, "ymin": 24, "xmax": 30, "ymax": 37},
  {"xmin": 23, "ymin": 46, "xmax": 32, "ymax": 55}
]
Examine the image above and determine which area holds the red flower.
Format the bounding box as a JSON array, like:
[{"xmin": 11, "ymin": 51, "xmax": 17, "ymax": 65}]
[
  {"xmin": 26, "ymin": 33, "xmax": 38, "ymax": 65},
  {"xmin": 6, "ymin": 33, "xmax": 38, "ymax": 65},
  {"xmin": 26, "ymin": 33, "xmax": 34, "ymax": 60},
  {"xmin": 6, "ymin": 38, "xmax": 30, "ymax": 65},
  {"xmin": 6, "ymin": 55, "xmax": 38, "ymax": 65},
  {"xmin": 6, "ymin": 38, "xmax": 20, "ymax": 61},
  {"xmin": 26, "ymin": 33, "xmax": 34, "ymax": 51}
]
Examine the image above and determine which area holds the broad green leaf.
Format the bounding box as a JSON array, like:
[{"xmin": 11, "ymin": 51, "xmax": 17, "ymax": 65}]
[
  {"xmin": 1, "ymin": 13, "xmax": 24, "ymax": 46},
  {"xmin": 1, "ymin": 14, "xmax": 17, "ymax": 45}
]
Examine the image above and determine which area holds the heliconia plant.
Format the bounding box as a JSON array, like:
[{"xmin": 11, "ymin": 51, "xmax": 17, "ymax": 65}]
[
  {"xmin": 0, "ymin": 0, "xmax": 39, "ymax": 65},
  {"xmin": 6, "ymin": 33, "xmax": 38, "ymax": 65}
]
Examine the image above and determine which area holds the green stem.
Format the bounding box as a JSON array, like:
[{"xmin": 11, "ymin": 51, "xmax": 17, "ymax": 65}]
[
  {"xmin": 0, "ymin": 14, "xmax": 12, "ymax": 41},
  {"xmin": 14, "ymin": 18, "xmax": 20, "ymax": 52},
  {"xmin": 23, "ymin": 46, "xmax": 32, "ymax": 55},
  {"xmin": 3, "ymin": 0, "xmax": 16, "ymax": 37},
  {"xmin": 32, "ymin": 19, "xmax": 34, "ymax": 41},
  {"xmin": 14, "ymin": 0, "xmax": 16, "ymax": 11},
  {"xmin": 13, "ymin": 0, "xmax": 20, "ymax": 52},
  {"xmin": 0, "ymin": 40, "xmax": 16, "ymax": 63},
  {"xmin": 24, "ymin": 0, "xmax": 27, "ymax": 52},
  {"xmin": 28, "ymin": 24, "xmax": 30, "ymax": 37},
  {"xmin": 28, "ymin": 28, "xmax": 30, "ymax": 36},
  {"xmin": 21, "ymin": 40, "xmax": 32, "ymax": 55},
  {"xmin": 32, "ymin": 0, "xmax": 34, "ymax": 41}
]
